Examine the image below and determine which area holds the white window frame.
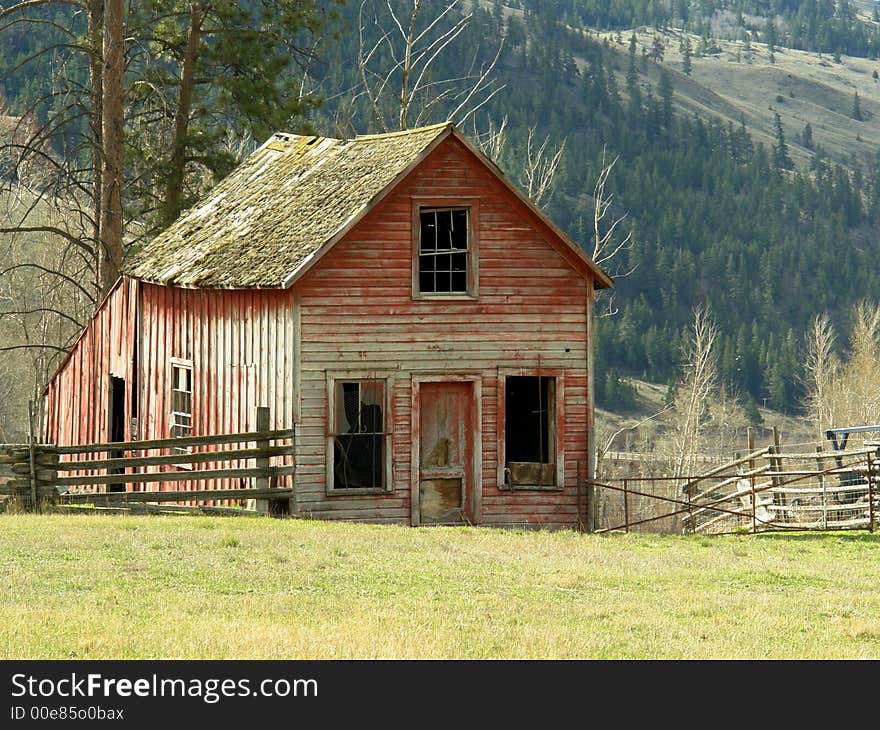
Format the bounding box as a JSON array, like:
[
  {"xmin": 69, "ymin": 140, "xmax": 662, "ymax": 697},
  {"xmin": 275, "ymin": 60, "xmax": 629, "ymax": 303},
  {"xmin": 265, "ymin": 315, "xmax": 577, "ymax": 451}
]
[
  {"xmin": 326, "ymin": 372, "xmax": 394, "ymax": 495},
  {"xmin": 170, "ymin": 357, "xmax": 193, "ymax": 465}
]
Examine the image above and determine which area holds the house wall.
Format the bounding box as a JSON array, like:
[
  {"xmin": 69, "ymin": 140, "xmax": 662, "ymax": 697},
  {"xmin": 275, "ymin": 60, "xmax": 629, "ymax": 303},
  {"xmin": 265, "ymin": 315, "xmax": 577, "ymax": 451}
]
[
  {"xmin": 45, "ymin": 277, "xmax": 137, "ymax": 453},
  {"xmin": 45, "ymin": 277, "xmax": 296, "ymax": 493},
  {"xmin": 135, "ymin": 282, "xmax": 295, "ymax": 491},
  {"xmin": 295, "ymin": 135, "xmax": 594, "ymax": 527}
]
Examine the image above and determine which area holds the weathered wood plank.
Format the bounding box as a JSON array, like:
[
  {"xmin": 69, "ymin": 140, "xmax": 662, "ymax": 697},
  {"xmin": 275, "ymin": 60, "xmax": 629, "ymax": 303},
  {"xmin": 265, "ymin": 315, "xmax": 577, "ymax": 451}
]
[
  {"xmin": 57, "ymin": 444, "xmax": 294, "ymax": 471},
  {"xmin": 55, "ymin": 465, "xmax": 296, "ymax": 487},
  {"xmin": 50, "ymin": 429, "xmax": 296, "ymax": 454},
  {"xmin": 60, "ymin": 486, "xmax": 294, "ymax": 504}
]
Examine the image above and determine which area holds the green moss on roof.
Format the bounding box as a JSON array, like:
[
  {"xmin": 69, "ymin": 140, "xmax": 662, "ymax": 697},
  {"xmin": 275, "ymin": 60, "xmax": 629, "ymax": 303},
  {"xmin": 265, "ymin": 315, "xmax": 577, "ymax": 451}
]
[{"xmin": 125, "ymin": 123, "xmax": 453, "ymax": 288}]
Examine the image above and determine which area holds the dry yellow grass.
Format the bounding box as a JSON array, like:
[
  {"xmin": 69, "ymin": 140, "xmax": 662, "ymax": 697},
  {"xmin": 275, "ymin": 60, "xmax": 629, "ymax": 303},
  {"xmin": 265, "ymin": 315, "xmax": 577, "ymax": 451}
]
[
  {"xmin": 1, "ymin": 513, "xmax": 880, "ymax": 659},
  {"xmin": 599, "ymin": 26, "xmax": 880, "ymax": 171}
]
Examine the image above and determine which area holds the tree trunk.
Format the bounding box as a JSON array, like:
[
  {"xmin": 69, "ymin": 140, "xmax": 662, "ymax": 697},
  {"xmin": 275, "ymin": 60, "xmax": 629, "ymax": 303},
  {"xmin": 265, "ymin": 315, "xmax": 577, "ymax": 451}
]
[
  {"xmin": 87, "ymin": 0, "xmax": 103, "ymax": 285},
  {"xmin": 163, "ymin": 1, "xmax": 205, "ymax": 227},
  {"xmin": 99, "ymin": 0, "xmax": 124, "ymax": 294}
]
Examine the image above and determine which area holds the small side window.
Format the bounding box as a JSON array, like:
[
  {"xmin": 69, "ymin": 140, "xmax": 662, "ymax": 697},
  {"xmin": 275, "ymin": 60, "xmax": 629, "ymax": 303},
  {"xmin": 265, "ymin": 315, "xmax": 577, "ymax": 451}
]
[{"xmin": 170, "ymin": 360, "xmax": 193, "ymax": 456}]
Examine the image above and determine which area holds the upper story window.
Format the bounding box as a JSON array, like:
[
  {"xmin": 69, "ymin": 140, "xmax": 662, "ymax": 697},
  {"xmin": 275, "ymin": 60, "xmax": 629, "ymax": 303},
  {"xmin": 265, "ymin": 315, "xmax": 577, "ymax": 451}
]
[{"xmin": 418, "ymin": 208, "xmax": 470, "ymax": 295}]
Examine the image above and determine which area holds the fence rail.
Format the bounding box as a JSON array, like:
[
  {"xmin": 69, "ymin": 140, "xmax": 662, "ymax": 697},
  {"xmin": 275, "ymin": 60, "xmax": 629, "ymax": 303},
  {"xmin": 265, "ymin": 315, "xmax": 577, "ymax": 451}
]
[
  {"xmin": 593, "ymin": 432, "xmax": 880, "ymax": 534},
  {"xmin": 0, "ymin": 407, "xmax": 294, "ymax": 514}
]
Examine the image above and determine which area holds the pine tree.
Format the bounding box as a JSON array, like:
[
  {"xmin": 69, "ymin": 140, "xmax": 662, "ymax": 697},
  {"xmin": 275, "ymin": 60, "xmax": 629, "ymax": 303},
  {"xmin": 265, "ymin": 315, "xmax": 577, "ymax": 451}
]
[
  {"xmin": 626, "ymin": 33, "xmax": 641, "ymax": 114},
  {"xmin": 651, "ymin": 35, "xmax": 664, "ymax": 63},
  {"xmin": 658, "ymin": 67, "xmax": 673, "ymax": 127},
  {"xmin": 802, "ymin": 122, "xmax": 814, "ymax": 150},
  {"xmin": 772, "ymin": 111, "xmax": 794, "ymax": 171},
  {"xmin": 852, "ymin": 91, "xmax": 862, "ymax": 120},
  {"xmin": 682, "ymin": 36, "xmax": 692, "ymax": 75},
  {"xmin": 764, "ymin": 17, "xmax": 777, "ymax": 55}
]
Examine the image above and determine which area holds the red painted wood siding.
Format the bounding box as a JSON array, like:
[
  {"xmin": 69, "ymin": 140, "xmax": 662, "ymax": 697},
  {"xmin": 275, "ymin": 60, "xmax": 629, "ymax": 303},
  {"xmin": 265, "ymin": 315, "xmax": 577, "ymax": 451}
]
[
  {"xmin": 136, "ymin": 282, "xmax": 295, "ymax": 493},
  {"xmin": 44, "ymin": 135, "xmax": 595, "ymax": 524},
  {"xmin": 44, "ymin": 277, "xmax": 137, "ymax": 486},
  {"xmin": 295, "ymin": 135, "xmax": 593, "ymax": 526},
  {"xmin": 45, "ymin": 278, "xmax": 296, "ymax": 495}
]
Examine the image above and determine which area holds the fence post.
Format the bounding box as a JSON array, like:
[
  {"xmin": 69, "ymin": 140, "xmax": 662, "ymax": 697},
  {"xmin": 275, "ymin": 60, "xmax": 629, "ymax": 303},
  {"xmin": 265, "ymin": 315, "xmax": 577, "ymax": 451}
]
[
  {"xmin": 27, "ymin": 400, "xmax": 38, "ymax": 512},
  {"xmin": 747, "ymin": 428, "xmax": 756, "ymax": 533},
  {"xmin": 769, "ymin": 427, "xmax": 783, "ymax": 526},
  {"xmin": 576, "ymin": 461, "xmax": 585, "ymax": 532},
  {"xmin": 254, "ymin": 407, "xmax": 270, "ymax": 515},
  {"xmin": 623, "ymin": 478, "xmax": 629, "ymax": 533},
  {"xmin": 867, "ymin": 452, "xmax": 875, "ymax": 534},
  {"xmin": 817, "ymin": 445, "xmax": 827, "ymax": 531}
]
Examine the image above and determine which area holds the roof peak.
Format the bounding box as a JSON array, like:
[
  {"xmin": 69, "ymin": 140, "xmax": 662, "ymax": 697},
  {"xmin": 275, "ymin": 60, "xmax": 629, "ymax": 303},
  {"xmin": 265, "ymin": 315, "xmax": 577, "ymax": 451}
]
[
  {"xmin": 352, "ymin": 121, "xmax": 453, "ymax": 142},
  {"xmin": 270, "ymin": 121, "xmax": 453, "ymax": 147}
]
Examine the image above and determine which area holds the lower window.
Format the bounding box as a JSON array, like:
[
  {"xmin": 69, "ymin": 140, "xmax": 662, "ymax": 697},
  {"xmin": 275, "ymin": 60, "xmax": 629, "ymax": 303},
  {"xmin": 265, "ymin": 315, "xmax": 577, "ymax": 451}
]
[
  {"xmin": 331, "ymin": 379, "xmax": 387, "ymax": 490},
  {"xmin": 505, "ymin": 375, "xmax": 557, "ymax": 486}
]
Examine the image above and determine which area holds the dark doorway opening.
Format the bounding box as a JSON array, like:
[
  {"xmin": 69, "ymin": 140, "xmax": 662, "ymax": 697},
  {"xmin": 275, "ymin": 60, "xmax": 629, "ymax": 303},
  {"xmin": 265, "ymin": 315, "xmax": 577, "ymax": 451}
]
[{"xmin": 108, "ymin": 376, "xmax": 126, "ymax": 492}]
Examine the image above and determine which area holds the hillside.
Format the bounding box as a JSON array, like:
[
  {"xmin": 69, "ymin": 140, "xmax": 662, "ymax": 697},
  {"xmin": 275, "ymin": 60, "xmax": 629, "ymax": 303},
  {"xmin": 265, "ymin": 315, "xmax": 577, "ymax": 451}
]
[
  {"xmin": 5, "ymin": 1, "xmax": 880, "ymax": 427},
  {"xmin": 617, "ymin": 26, "xmax": 880, "ymax": 171}
]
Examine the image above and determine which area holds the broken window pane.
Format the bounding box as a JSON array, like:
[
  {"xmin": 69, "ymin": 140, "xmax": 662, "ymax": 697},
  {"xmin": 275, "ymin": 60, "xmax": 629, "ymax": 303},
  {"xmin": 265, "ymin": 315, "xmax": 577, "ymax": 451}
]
[
  {"xmin": 333, "ymin": 380, "xmax": 386, "ymax": 489},
  {"xmin": 505, "ymin": 376, "xmax": 556, "ymax": 486},
  {"xmin": 418, "ymin": 208, "xmax": 469, "ymax": 294}
]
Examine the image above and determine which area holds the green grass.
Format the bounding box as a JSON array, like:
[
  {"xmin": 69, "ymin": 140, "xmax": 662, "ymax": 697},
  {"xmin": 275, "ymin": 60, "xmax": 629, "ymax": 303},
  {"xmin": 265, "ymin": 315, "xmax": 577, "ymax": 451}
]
[{"xmin": 2, "ymin": 514, "xmax": 880, "ymax": 659}]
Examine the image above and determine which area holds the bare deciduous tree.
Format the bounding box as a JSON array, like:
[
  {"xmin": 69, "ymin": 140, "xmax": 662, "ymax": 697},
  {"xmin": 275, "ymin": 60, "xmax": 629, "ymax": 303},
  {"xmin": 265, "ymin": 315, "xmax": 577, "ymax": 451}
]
[
  {"xmin": 519, "ymin": 127, "xmax": 565, "ymax": 207},
  {"xmin": 805, "ymin": 301, "xmax": 880, "ymax": 437},
  {"xmin": 355, "ymin": 0, "xmax": 505, "ymax": 132},
  {"xmin": 592, "ymin": 146, "xmax": 633, "ymax": 274},
  {"xmin": 671, "ymin": 305, "xmax": 718, "ymax": 486},
  {"xmin": 471, "ymin": 115, "xmax": 566, "ymax": 207},
  {"xmin": 804, "ymin": 312, "xmax": 839, "ymax": 436}
]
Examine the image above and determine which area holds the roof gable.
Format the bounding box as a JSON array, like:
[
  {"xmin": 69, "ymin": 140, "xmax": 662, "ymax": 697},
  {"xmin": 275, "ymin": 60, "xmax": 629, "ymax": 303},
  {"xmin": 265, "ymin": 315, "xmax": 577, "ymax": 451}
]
[{"xmin": 125, "ymin": 122, "xmax": 611, "ymax": 289}]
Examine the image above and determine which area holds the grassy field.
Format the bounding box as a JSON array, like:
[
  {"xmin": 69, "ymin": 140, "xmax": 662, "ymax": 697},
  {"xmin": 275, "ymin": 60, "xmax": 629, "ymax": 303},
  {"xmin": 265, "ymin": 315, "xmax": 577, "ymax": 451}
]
[{"xmin": 1, "ymin": 513, "xmax": 880, "ymax": 659}]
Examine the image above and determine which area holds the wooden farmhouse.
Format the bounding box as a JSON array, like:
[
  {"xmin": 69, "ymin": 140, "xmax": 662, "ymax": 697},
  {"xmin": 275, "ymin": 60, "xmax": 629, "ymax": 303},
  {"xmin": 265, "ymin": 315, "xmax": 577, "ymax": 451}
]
[{"xmin": 42, "ymin": 122, "xmax": 612, "ymax": 527}]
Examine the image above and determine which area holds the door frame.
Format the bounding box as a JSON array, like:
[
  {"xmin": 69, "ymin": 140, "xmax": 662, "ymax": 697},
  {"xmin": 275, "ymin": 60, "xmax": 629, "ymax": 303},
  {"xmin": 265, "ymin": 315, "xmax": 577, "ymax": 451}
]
[{"xmin": 411, "ymin": 374, "xmax": 482, "ymax": 526}]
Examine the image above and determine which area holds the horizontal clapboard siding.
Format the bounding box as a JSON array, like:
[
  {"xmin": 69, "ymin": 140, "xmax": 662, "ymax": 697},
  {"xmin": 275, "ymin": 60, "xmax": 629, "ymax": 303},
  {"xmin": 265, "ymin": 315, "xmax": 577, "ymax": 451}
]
[{"xmin": 296, "ymin": 135, "xmax": 592, "ymax": 526}]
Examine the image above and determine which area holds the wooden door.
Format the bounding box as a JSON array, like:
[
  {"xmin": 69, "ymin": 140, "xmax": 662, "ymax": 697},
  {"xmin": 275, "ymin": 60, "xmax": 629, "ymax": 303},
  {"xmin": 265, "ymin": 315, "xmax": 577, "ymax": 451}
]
[{"xmin": 418, "ymin": 382, "xmax": 473, "ymax": 524}]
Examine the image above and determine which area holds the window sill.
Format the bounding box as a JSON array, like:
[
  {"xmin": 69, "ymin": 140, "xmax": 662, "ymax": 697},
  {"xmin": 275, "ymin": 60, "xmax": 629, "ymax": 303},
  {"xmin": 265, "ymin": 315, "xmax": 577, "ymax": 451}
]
[
  {"xmin": 413, "ymin": 293, "xmax": 478, "ymax": 302},
  {"xmin": 502, "ymin": 484, "xmax": 562, "ymax": 492},
  {"xmin": 326, "ymin": 488, "xmax": 393, "ymax": 496}
]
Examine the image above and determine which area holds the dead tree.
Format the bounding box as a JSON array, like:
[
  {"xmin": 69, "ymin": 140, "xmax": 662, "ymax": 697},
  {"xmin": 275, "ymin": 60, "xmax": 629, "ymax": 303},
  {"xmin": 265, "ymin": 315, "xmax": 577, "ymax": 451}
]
[{"xmin": 354, "ymin": 0, "xmax": 505, "ymax": 132}]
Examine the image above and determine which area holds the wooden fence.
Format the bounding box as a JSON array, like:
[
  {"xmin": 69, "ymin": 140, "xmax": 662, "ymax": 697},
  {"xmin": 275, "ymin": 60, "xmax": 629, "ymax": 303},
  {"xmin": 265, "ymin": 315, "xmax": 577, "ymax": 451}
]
[
  {"xmin": 0, "ymin": 407, "xmax": 294, "ymax": 514},
  {"xmin": 591, "ymin": 436, "xmax": 879, "ymax": 534}
]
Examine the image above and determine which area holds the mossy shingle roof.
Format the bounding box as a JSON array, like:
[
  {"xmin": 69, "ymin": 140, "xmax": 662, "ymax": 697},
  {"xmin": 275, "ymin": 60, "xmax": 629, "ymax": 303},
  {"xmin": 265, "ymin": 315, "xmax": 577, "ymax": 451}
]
[{"xmin": 125, "ymin": 123, "xmax": 453, "ymax": 287}]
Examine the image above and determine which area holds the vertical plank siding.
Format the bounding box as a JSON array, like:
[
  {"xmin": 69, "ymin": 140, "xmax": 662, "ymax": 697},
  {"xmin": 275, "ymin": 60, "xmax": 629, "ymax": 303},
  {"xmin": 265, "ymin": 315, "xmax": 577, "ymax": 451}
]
[
  {"xmin": 136, "ymin": 283, "xmax": 295, "ymax": 495},
  {"xmin": 296, "ymin": 136, "xmax": 592, "ymax": 527},
  {"xmin": 45, "ymin": 278, "xmax": 137, "ymax": 488},
  {"xmin": 46, "ymin": 278, "xmax": 295, "ymax": 496}
]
